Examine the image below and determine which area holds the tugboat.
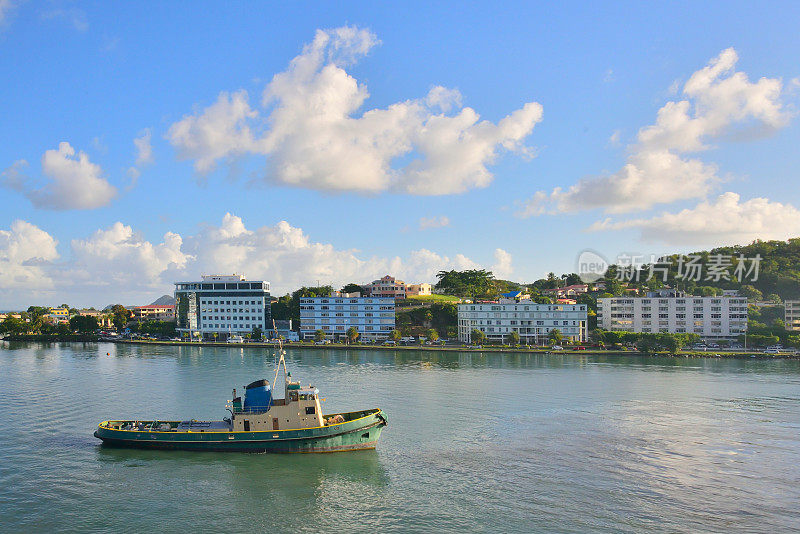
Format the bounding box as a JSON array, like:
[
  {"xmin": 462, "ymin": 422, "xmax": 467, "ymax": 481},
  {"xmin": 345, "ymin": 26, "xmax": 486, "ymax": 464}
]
[{"xmin": 94, "ymin": 342, "xmax": 387, "ymax": 453}]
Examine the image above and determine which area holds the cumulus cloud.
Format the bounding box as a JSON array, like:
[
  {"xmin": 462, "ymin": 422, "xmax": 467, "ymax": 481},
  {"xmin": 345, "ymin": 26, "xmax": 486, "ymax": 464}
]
[
  {"xmin": 168, "ymin": 26, "xmax": 543, "ymax": 195},
  {"xmin": 0, "ymin": 220, "xmax": 59, "ymax": 290},
  {"xmin": 127, "ymin": 129, "xmax": 154, "ymax": 186},
  {"xmin": 520, "ymin": 48, "xmax": 790, "ymax": 216},
  {"xmin": 2, "ymin": 142, "xmax": 117, "ymax": 210},
  {"xmin": 70, "ymin": 222, "xmax": 192, "ymax": 287},
  {"xmin": 491, "ymin": 248, "xmax": 513, "ymax": 279},
  {"xmin": 1, "ymin": 214, "xmax": 510, "ymax": 307},
  {"xmin": 590, "ymin": 192, "xmax": 800, "ymax": 246},
  {"xmin": 418, "ymin": 215, "xmax": 450, "ymax": 230}
]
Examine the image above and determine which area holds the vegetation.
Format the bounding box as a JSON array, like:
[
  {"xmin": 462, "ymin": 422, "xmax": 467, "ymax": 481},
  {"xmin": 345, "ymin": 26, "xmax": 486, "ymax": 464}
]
[
  {"xmin": 507, "ymin": 331, "xmax": 520, "ymax": 346},
  {"xmin": 396, "ymin": 303, "xmax": 458, "ymax": 339},
  {"xmin": 346, "ymin": 326, "xmax": 359, "ymax": 343},
  {"xmin": 69, "ymin": 315, "xmax": 98, "ymax": 333},
  {"xmin": 548, "ymin": 329, "xmax": 563, "ymax": 345},
  {"xmin": 435, "ymin": 269, "xmax": 496, "ymax": 297},
  {"xmin": 470, "ymin": 328, "xmax": 486, "ymax": 345},
  {"xmin": 341, "ymin": 283, "xmax": 363, "ymax": 294},
  {"xmin": 426, "ymin": 328, "xmax": 439, "ymax": 342},
  {"xmin": 314, "ymin": 329, "xmax": 325, "ymax": 342}
]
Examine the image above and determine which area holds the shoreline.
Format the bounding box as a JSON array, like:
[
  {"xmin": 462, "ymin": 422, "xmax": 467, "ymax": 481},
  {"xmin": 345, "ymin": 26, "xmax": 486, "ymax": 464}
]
[{"xmin": 2, "ymin": 337, "xmax": 792, "ymax": 359}]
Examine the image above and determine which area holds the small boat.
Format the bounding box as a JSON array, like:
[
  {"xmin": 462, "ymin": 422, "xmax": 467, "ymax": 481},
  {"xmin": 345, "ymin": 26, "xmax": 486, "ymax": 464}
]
[{"xmin": 94, "ymin": 343, "xmax": 387, "ymax": 453}]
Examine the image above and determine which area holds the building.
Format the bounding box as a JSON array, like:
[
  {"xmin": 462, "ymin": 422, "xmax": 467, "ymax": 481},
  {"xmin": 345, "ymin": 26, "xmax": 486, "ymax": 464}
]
[
  {"xmin": 597, "ymin": 290, "xmax": 748, "ymax": 341},
  {"xmin": 300, "ymin": 294, "xmax": 395, "ymax": 341},
  {"xmin": 406, "ymin": 283, "xmax": 433, "ymax": 297},
  {"xmin": 174, "ymin": 274, "xmax": 271, "ymax": 339},
  {"xmin": 77, "ymin": 309, "xmax": 114, "ymax": 328},
  {"xmin": 48, "ymin": 307, "xmax": 70, "ymax": 324},
  {"xmin": 130, "ymin": 304, "xmax": 175, "ymax": 322},
  {"xmin": 785, "ymin": 300, "xmax": 800, "ymax": 331},
  {"xmin": 458, "ymin": 299, "xmax": 588, "ymax": 344},
  {"xmin": 363, "ymin": 275, "xmax": 406, "ymax": 299},
  {"xmin": 542, "ymin": 284, "xmax": 589, "ymax": 299}
]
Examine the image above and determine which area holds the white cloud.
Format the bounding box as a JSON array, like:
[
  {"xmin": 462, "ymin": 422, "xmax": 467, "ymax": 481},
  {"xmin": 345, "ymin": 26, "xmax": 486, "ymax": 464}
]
[
  {"xmin": 0, "ymin": 0, "xmax": 14, "ymax": 25},
  {"xmin": 492, "ymin": 248, "xmax": 513, "ymax": 279},
  {"xmin": 521, "ymin": 48, "xmax": 790, "ymax": 216},
  {"xmin": 168, "ymin": 26, "xmax": 543, "ymax": 195},
  {"xmin": 134, "ymin": 129, "xmax": 154, "ymax": 166},
  {"xmin": 590, "ymin": 192, "xmax": 800, "ymax": 246},
  {"xmin": 418, "ymin": 215, "xmax": 450, "ymax": 230},
  {"xmin": 42, "ymin": 7, "xmax": 88, "ymax": 32},
  {"xmin": 2, "ymin": 142, "xmax": 117, "ymax": 210},
  {"xmin": 70, "ymin": 222, "xmax": 191, "ymax": 286},
  {"xmin": 0, "ymin": 220, "xmax": 59, "ymax": 290},
  {"xmin": 0, "ymin": 214, "xmax": 510, "ymax": 307}
]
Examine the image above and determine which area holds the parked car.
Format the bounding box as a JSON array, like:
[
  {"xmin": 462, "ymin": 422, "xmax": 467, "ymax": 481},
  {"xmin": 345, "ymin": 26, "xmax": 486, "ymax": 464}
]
[{"xmin": 383, "ymin": 340, "xmax": 396, "ymax": 346}]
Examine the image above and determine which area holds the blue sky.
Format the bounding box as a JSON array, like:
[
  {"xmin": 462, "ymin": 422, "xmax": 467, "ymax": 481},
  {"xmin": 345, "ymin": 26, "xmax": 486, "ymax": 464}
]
[{"xmin": 1, "ymin": 1, "xmax": 799, "ymax": 308}]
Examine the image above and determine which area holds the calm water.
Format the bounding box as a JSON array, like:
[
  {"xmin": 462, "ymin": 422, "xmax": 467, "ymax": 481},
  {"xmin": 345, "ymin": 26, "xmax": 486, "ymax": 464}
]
[{"xmin": 1, "ymin": 342, "xmax": 799, "ymax": 533}]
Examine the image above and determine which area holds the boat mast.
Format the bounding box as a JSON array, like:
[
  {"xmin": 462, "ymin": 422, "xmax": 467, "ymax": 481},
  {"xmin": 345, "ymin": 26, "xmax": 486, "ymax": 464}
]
[{"xmin": 271, "ymin": 319, "xmax": 288, "ymax": 397}]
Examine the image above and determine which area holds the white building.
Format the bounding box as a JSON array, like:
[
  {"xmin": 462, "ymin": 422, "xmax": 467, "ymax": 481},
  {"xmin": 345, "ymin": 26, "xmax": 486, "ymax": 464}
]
[
  {"xmin": 174, "ymin": 274, "xmax": 271, "ymax": 339},
  {"xmin": 300, "ymin": 294, "xmax": 395, "ymax": 341},
  {"xmin": 457, "ymin": 299, "xmax": 588, "ymax": 344},
  {"xmin": 597, "ymin": 290, "xmax": 748, "ymax": 340},
  {"xmin": 785, "ymin": 300, "xmax": 800, "ymax": 331}
]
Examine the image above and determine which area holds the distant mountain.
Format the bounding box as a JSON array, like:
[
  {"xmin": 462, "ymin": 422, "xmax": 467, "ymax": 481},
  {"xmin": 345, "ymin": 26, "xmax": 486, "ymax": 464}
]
[{"xmin": 150, "ymin": 295, "xmax": 176, "ymax": 306}]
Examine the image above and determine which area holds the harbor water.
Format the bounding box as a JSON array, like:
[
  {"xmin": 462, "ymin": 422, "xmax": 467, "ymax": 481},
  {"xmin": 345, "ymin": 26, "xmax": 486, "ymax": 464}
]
[{"xmin": 1, "ymin": 342, "xmax": 799, "ymax": 533}]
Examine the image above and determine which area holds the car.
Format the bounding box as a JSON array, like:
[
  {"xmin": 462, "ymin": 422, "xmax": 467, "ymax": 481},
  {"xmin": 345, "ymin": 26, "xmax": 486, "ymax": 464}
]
[
  {"xmin": 551, "ymin": 345, "xmax": 564, "ymax": 351},
  {"xmin": 382, "ymin": 340, "xmax": 396, "ymax": 345}
]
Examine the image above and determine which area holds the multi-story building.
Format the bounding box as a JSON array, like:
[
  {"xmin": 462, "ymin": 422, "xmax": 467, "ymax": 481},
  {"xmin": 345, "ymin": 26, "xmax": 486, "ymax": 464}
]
[
  {"xmin": 174, "ymin": 274, "xmax": 271, "ymax": 339},
  {"xmin": 457, "ymin": 299, "xmax": 588, "ymax": 344},
  {"xmin": 77, "ymin": 309, "xmax": 114, "ymax": 328},
  {"xmin": 299, "ymin": 293, "xmax": 395, "ymax": 341},
  {"xmin": 597, "ymin": 290, "xmax": 748, "ymax": 341},
  {"xmin": 48, "ymin": 307, "xmax": 70, "ymax": 324},
  {"xmin": 406, "ymin": 283, "xmax": 433, "ymax": 297},
  {"xmin": 130, "ymin": 304, "xmax": 175, "ymax": 322},
  {"xmin": 363, "ymin": 275, "xmax": 406, "ymax": 299},
  {"xmin": 785, "ymin": 300, "xmax": 800, "ymax": 331}
]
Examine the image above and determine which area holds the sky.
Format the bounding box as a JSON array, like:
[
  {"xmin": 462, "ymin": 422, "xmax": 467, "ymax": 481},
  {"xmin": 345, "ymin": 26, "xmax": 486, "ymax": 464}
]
[{"xmin": 1, "ymin": 1, "xmax": 799, "ymax": 308}]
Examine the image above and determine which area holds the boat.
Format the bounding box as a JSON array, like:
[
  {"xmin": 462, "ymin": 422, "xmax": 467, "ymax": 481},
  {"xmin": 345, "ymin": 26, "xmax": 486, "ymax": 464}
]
[{"xmin": 94, "ymin": 341, "xmax": 387, "ymax": 453}]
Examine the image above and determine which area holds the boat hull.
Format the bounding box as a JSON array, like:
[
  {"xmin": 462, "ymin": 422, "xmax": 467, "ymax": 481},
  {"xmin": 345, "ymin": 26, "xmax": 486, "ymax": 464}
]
[{"xmin": 94, "ymin": 409, "xmax": 387, "ymax": 453}]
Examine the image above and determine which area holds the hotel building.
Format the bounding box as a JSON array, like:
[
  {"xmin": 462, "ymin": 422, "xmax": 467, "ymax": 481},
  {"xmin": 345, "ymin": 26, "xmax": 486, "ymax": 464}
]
[
  {"xmin": 785, "ymin": 300, "xmax": 800, "ymax": 331},
  {"xmin": 299, "ymin": 293, "xmax": 395, "ymax": 341},
  {"xmin": 363, "ymin": 275, "xmax": 406, "ymax": 299},
  {"xmin": 174, "ymin": 274, "xmax": 271, "ymax": 339},
  {"xmin": 597, "ymin": 290, "xmax": 748, "ymax": 340},
  {"xmin": 457, "ymin": 299, "xmax": 588, "ymax": 344},
  {"xmin": 407, "ymin": 283, "xmax": 433, "ymax": 297},
  {"xmin": 131, "ymin": 304, "xmax": 175, "ymax": 322}
]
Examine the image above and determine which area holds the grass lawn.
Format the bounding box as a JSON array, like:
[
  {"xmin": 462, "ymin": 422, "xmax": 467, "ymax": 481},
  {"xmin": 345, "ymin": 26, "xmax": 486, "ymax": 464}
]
[{"xmin": 405, "ymin": 294, "xmax": 463, "ymax": 304}]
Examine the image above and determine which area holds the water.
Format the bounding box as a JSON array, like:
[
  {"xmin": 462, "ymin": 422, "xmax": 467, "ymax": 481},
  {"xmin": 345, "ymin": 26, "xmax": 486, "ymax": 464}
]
[{"xmin": 1, "ymin": 342, "xmax": 799, "ymax": 533}]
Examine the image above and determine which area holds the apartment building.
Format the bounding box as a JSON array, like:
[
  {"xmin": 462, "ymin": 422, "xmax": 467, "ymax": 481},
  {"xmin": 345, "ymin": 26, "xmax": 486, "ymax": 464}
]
[
  {"xmin": 174, "ymin": 274, "xmax": 271, "ymax": 339},
  {"xmin": 299, "ymin": 294, "xmax": 395, "ymax": 341},
  {"xmin": 457, "ymin": 299, "xmax": 588, "ymax": 344},
  {"xmin": 363, "ymin": 275, "xmax": 406, "ymax": 299},
  {"xmin": 131, "ymin": 304, "xmax": 175, "ymax": 322},
  {"xmin": 785, "ymin": 300, "xmax": 800, "ymax": 331},
  {"xmin": 597, "ymin": 290, "xmax": 748, "ymax": 340},
  {"xmin": 48, "ymin": 307, "xmax": 70, "ymax": 324},
  {"xmin": 407, "ymin": 283, "xmax": 433, "ymax": 297}
]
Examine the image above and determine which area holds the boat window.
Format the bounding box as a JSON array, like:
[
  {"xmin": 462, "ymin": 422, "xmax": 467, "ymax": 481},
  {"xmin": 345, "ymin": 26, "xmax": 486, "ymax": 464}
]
[
  {"xmin": 305, "ymin": 406, "xmax": 316, "ymax": 415},
  {"xmin": 243, "ymin": 420, "xmax": 250, "ymax": 431}
]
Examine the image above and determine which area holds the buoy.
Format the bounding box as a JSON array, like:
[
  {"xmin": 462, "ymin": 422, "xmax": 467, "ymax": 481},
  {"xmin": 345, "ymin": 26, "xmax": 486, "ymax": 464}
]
[{"xmin": 106, "ymin": 352, "xmax": 110, "ymax": 356}]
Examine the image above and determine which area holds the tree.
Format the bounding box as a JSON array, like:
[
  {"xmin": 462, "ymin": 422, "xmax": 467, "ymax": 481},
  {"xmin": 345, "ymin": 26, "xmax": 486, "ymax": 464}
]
[
  {"xmin": 470, "ymin": 328, "xmax": 486, "ymax": 345},
  {"xmin": 252, "ymin": 326, "xmax": 263, "ymax": 340},
  {"xmin": 435, "ymin": 269, "xmax": 495, "ymax": 297},
  {"xmin": 548, "ymin": 329, "xmax": 563, "ymax": 345},
  {"xmin": 314, "ymin": 329, "xmax": 326, "ymax": 342},
  {"xmin": 69, "ymin": 315, "xmax": 98, "ymax": 333},
  {"xmin": 390, "ymin": 329, "xmax": 401, "ymax": 341},
  {"xmin": 427, "ymin": 328, "xmax": 439, "ymax": 342},
  {"xmin": 341, "ymin": 283, "xmax": 363, "ymax": 294},
  {"xmin": 346, "ymin": 326, "xmax": 359, "ymax": 343},
  {"xmin": 507, "ymin": 331, "xmax": 520, "ymax": 346},
  {"xmin": 739, "ymin": 285, "xmax": 763, "ymax": 301},
  {"xmin": 110, "ymin": 305, "xmax": 131, "ymax": 331},
  {"xmin": 0, "ymin": 316, "xmax": 26, "ymax": 335}
]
